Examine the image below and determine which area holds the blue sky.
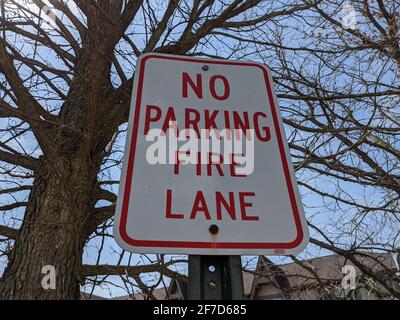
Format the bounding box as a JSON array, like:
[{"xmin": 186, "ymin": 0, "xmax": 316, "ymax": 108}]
[{"xmin": 0, "ymin": 0, "xmax": 399, "ymax": 298}]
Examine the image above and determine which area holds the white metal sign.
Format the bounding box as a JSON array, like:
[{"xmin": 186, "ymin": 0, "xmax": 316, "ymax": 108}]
[{"xmin": 114, "ymin": 53, "xmax": 309, "ymax": 255}]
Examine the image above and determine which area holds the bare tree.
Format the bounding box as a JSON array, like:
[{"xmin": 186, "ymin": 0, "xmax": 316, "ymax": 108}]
[
  {"xmin": 0, "ymin": 0, "xmax": 317, "ymax": 299},
  {"xmin": 226, "ymin": 0, "xmax": 400, "ymax": 299}
]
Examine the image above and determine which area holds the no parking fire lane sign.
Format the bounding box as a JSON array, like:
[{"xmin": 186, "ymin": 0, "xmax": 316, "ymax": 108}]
[{"xmin": 114, "ymin": 53, "xmax": 309, "ymax": 255}]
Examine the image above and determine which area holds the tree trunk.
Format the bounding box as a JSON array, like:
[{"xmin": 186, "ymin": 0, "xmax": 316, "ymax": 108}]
[
  {"xmin": 0, "ymin": 156, "xmax": 97, "ymax": 299},
  {"xmin": 0, "ymin": 18, "xmax": 116, "ymax": 299}
]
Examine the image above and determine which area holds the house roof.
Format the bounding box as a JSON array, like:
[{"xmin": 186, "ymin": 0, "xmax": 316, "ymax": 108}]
[
  {"xmin": 243, "ymin": 271, "xmax": 254, "ymax": 296},
  {"xmin": 80, "ymin": 292, "xmax": 109, "ymax": 300},
  {"xmin": 107, "ymin": 252, "xmax": 398, "ymax": 300},
  {"xmin": 112, "ymin": 273, "xmax": 253, "ymax": 300},
  {"xmin": 111, "ymin": 287, "xmax": 168, "ymax": 300},
  {"xmin": 256, "ymin": 252, "xmax": 396, "ymax": 290}
]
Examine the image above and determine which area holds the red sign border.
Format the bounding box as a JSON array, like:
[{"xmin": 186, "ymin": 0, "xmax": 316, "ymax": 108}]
[{"xmin": 118, "ymin": 54, "xmax": 305, "ymax": 250}]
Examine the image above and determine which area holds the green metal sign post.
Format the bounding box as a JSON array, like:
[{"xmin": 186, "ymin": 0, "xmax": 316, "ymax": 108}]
[{"xmin": 188, "ymin": 255, "xmax": 244, "ymax": 300}]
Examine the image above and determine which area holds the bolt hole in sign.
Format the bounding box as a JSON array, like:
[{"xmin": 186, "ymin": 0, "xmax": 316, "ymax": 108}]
[{"xmin": 113, "ymin": 53, "xmax": 309, "ymax": 255}]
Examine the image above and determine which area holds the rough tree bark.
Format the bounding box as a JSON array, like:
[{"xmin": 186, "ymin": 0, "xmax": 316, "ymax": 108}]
[
  {"xmin": 0, "ymin": 157, "xmax": 95, "ymax": 299},
  {"xmin": 0, "ymin": 7, "xmax": 118, "ymax": 297}
]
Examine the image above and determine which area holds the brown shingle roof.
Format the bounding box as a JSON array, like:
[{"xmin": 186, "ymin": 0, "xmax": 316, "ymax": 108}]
[{"xmin": 259, "ymin": 252, "xmax": 396, "ymax": 289}]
